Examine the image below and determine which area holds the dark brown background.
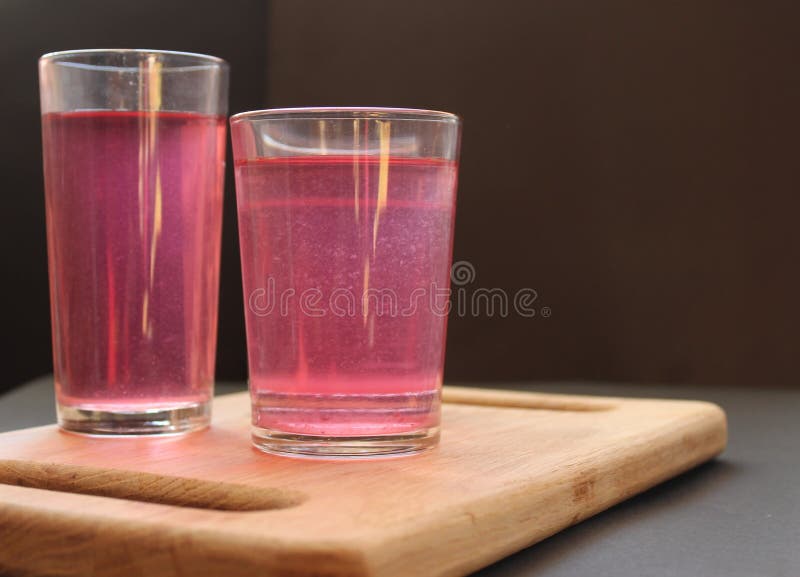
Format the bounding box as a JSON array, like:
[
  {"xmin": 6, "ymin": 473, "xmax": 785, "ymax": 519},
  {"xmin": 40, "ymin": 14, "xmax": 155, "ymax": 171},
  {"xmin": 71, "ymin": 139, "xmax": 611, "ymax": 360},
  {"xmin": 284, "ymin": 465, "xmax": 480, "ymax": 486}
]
[{"xmin": 2, "ymin": 0, "xmax": 798, "ymax": 394}]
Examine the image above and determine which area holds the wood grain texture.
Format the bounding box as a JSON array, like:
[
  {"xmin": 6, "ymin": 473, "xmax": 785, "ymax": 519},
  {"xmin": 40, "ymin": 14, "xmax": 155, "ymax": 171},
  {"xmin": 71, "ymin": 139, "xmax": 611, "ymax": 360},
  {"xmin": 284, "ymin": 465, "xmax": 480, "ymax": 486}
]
[{"xmin": 0, "ymin": 386, "xmax": 727, "ymax": 577}]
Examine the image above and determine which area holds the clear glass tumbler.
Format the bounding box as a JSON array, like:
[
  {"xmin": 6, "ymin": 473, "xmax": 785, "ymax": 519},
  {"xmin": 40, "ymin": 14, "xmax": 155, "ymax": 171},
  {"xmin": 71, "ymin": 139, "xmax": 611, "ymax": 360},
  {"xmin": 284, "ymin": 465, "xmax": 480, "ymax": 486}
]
[
  {"xmin": 39, "ymin": 50, "xmax": 228, "ymax": 435},
  {"xmin": 231, "ymin": 107, "xmax": 461, "ymax": 457}
]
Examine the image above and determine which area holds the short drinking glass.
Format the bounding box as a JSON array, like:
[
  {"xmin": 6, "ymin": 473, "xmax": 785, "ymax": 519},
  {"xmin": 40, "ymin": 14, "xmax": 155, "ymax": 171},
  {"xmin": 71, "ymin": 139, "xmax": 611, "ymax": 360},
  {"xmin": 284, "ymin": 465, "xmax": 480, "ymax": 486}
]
[
  {"xmin": 231, "ymin": 107, "xmax": 461, "ymax": 457},
  {"xmin": 39, "ymin": 49, "xmax": 228, "ymax": 434}
]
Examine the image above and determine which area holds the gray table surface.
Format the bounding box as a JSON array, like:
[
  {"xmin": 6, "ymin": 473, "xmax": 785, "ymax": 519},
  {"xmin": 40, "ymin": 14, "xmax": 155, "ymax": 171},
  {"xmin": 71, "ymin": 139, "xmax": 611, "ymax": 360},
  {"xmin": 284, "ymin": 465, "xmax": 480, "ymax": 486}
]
[{"xmin": 1, "ymin": 377, "xmax": 797, "ymax": 577}]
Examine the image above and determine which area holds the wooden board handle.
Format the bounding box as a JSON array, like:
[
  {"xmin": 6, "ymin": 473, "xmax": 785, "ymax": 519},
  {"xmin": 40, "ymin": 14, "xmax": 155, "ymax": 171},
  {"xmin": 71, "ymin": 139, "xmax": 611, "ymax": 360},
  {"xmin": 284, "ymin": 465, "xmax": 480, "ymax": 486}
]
[
  {"xmin": 443, "ymin": 386, "xmax": 617, "ymax": 411},
  {"xmin": 0, "ymin": 460, "xmax": 305, "ymax": 511}
]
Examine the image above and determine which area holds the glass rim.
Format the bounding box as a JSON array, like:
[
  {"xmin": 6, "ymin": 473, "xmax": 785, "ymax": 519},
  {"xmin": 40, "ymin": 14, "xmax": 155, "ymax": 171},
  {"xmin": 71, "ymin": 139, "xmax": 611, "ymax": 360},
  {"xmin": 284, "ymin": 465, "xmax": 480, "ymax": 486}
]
[
  {"xmin": 39, "ymin": 48, "xmax": 228, "ymax": 69},
  {"xmin": 230, "ymin": 107, "xmax": 461, "ymax": 124}
]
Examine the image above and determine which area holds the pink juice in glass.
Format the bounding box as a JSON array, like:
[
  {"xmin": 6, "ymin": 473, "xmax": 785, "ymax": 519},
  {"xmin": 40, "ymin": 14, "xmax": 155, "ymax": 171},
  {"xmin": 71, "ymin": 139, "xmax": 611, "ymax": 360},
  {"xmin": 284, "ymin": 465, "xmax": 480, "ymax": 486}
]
[
  {"xmin": 42, "ymin": 111, "xmax": 225, "ymax": 413},
  {"xmin": 235, "ymin": 156, "xmax": 458, "ymax": 437}
]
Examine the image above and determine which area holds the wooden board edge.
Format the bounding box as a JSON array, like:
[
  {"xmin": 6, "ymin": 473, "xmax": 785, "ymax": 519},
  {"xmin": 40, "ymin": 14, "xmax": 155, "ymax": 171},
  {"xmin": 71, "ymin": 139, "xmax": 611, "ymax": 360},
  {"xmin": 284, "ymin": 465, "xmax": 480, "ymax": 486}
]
[{"xmin": 0, "ymin": 499, "xmax": 372, "ymax": 577}]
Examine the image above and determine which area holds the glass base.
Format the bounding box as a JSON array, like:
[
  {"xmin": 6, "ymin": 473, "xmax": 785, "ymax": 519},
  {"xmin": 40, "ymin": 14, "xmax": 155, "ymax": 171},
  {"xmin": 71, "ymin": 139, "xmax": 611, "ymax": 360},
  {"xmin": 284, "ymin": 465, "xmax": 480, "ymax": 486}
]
[
  {"xmin": 251, "ymin": 426, "xmax": 440, "ymax": 459},
  {"xmin": 57, "ymin": 401, "xmax": 211, "ymax": 436}
]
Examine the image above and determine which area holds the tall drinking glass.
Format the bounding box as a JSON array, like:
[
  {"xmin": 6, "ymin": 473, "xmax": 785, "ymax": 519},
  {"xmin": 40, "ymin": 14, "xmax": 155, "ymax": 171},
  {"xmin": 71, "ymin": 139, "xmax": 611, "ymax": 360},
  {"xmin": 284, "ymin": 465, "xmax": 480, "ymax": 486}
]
[
  {"xmin": 231, "ymin": 108, "xmax": 461, "ymax": 457},
  {"xmin": 39, "ymin": 50, "xmax": 228, "ymax": 435}
]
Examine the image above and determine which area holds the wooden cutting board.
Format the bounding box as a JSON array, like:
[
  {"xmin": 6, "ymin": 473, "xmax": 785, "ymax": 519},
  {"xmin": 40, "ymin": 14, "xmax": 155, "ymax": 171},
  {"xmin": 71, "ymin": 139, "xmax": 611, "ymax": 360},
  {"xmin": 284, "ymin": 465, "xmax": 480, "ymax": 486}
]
[{"xmin": 0, "ymin": 386, "xmax": 726, "ymax": 577}]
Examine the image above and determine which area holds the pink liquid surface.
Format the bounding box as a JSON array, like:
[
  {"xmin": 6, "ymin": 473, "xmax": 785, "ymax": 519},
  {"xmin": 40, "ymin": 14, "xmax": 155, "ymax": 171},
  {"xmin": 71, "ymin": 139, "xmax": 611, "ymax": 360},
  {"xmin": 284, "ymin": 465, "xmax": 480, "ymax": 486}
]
[
  {"xmin": 42, "ymin": 111, "xmax": 225, "ymax": 410},
  {"xmin": 235, "ymin": 156, "xmax": 458, "ymax": 436}
]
